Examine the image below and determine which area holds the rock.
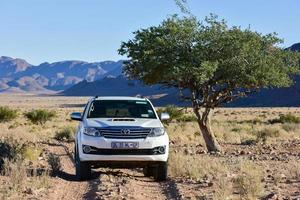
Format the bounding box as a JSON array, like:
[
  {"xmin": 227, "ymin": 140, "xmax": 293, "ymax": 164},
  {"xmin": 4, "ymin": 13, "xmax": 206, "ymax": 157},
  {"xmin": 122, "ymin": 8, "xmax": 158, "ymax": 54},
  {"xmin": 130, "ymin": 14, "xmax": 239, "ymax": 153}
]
[
  {"xmin": 118, "ymin": 187, "xmax": 122, "ymax": 193},
  {"xmin": 263, "ymin": 192, "xmax": 278, "ymax": 200},
  {"xmin": 184, "ymin": 148, "xmax": 193, "ymax": 155},
  {"xmin": 24, "ymin": 187, "xmax": 33, "ymax": 195}
]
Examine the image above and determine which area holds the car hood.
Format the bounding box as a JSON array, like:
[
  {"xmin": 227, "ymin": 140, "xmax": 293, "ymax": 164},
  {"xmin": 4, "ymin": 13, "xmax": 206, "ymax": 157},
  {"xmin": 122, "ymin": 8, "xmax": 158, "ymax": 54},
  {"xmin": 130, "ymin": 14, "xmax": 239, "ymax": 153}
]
[{"xmin": 85, "ymin": 118, "xmax": 163, "ymax": 128}]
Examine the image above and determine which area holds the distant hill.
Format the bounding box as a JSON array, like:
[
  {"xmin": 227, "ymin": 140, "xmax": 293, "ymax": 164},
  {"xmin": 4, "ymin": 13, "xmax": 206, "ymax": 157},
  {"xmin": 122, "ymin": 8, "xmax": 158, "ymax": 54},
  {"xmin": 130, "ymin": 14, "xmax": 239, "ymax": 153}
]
[
  {"xmin": 61, "ymin": 75, "xmax": 180, "ymax": 106},
  {"xmin": 0, "ymin": 56, "xmax": 32, "ymax": 78},
  {"xmin": 287, "ymin": 42, "xmax": 300, "ymax": 52},
  {"xmin": 0, "ymin": 57, "xmax": 123, "ymax": 93}
]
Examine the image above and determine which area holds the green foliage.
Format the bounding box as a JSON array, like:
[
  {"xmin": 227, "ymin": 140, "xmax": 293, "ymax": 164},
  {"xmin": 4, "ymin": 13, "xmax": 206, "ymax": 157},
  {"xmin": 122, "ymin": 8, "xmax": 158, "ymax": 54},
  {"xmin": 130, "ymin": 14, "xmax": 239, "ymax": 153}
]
[
  {"xmin": 55, "ymin": 126, "xmax": 76, "ymax": 142},
  {"xmin": 269, "ymin": 113, "xmax": 300, "ymax": 124},
  {"xmin": 157, "ymin": 105, "xmax": 197, "ymax": 122},
  {"xmin": 177, "ymin": 114, "xmax": 198, "ymax": 122},
  {"xmin": 119, "ymin": 15, "xmax": 300, "ymax": 108},
  {"xmin": 0, "ymin": 106, "xmax": 18, "ymax": 123},
  {"xmin": 119, "ymin": 14, "xmax": 300, "ymax": 152},
  {"xmin": 157, "ymin": 105, "xmax": 183, "ymax": 120},
  {"xmin": 24, "ymin": 109, "xmax": 56, "ymax": 125}
]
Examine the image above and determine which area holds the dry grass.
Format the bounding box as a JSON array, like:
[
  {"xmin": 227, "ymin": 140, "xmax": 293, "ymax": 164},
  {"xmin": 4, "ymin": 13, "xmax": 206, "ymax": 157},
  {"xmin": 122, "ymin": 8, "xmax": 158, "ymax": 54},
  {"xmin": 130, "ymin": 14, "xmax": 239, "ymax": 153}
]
[
  {"xmin": 0, "ymin": 94, "xmax": 299, "ymax": 199},
  {"xmin": 168, "ymin": 152, "xmax": 228, "ymax": 180},
  {"xmin": 234, "ymin": 161, "xmax": 264, "ymax": 200},
  {"xmin": 1, "ymin": 158, "xmax": 50, "ymax": 199},
  {"xmin": 284, "ymin": 160, "xmax": 300, "ymax": 181}
]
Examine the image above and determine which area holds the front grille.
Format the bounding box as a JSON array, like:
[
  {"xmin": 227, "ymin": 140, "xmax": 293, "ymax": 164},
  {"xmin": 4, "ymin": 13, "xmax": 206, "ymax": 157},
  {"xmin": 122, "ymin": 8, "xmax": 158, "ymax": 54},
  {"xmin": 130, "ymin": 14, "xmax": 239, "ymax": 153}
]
[{"xmin": 97, "ymin": 127, "xmax": 151, "ymax": 139}]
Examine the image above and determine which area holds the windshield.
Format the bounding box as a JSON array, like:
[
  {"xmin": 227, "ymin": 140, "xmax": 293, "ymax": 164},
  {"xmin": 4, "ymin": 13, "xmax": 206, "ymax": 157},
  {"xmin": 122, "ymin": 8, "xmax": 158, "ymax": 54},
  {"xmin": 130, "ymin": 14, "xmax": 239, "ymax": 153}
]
[{"xmin": 87, "ymin": 100, "xmax": 157, "ymax": 119}]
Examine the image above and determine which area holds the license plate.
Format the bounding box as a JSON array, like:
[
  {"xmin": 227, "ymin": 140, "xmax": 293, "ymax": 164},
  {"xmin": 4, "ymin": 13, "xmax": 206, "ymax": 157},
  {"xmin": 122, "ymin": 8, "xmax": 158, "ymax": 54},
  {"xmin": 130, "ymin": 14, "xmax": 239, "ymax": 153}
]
[{"xmin": 111, "ymin": 142, "xmax": 139, "ymax": 149}]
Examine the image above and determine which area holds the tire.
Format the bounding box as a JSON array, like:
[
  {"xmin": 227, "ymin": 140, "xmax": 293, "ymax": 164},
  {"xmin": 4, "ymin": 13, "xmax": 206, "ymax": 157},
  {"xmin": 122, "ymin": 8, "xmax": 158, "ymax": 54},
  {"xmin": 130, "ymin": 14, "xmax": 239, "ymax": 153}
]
[
  {"xmin": 154, "ymin": 162, "xmax": 168, "ymax": 182},
  {"xmin": 143, "ymin": 166, "xmax": 154, "ymax": 177},
  {"xmin": 75, "ymin": 145, "xmax": 91, "ymax": 181}
]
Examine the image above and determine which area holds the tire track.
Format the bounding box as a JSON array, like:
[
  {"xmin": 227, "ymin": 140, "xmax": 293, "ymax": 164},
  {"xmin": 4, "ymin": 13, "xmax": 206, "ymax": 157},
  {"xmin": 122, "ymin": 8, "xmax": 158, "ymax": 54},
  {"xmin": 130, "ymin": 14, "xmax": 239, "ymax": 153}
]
[{"xmin": 45, "ymin": 143, "xmax": 89, "ymax": 200}]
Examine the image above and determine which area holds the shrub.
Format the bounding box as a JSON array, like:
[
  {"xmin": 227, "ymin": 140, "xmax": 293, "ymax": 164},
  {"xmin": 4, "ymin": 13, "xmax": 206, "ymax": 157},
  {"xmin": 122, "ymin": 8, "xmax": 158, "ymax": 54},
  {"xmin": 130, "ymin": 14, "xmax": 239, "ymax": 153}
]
[
  {"xmin": 0, "ymin": 137, "xmax": 24, "ymax": 170},
  {"xmin": 177, "ymin": 115, "xmax": 198, "ymax": 122},
  {"xmin": 282, "ymin": 123, "xmax": 300, "ymax": 132},
  {"xmin": 24, "ymin": 109, "xmax": 56, "ymax": 125},
  {"xmin": 22, "ymin": 146, "xmax": 42, "ymax": 161},
  {"xmin": 157, "ymin": 105, "xmax": 183, "ymax": 121},
  {"xmin": 234, "ymin": 161, "xmax": 263, "ymax": 199},
  {"xmin": 47, "ymin": 153, "xmax": 61, "ymax": 174},
  {"xmin": 255, "ymin": 128, "xmax": 280, "ymax": 144},
  {"xmin": 0, "ymin": 106, "xmax": 18, "ymax": 122},
  {"xmin": 55, "ymin": 126, "xmax": 76, "ymax": 142},
  {"xmin": 269, "ymin": 113, "xmax": 300, "ymax": 124},
  {"xmin": 241, "ymin": 139, "xmax": 257, "ymax": 146}
]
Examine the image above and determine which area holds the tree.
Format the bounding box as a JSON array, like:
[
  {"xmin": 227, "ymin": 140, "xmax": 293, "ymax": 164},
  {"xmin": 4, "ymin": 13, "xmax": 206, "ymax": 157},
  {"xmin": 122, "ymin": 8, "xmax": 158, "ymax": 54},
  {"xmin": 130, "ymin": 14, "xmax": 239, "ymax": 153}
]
[{"xmin": 118, "ymin": 15, "xmax": 300, "ymax": 152}]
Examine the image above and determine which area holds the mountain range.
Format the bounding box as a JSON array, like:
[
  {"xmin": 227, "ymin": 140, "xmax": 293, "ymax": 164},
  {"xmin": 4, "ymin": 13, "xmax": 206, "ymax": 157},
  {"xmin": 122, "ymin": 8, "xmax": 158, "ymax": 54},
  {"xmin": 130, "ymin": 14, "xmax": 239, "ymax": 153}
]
[
  {"xmin": 1, "ymin": 42, "xmax": 300, "ymax": 106},
  {"xmin": 0, "ymin": 56, "xmax": 123, "ymax": 93}
]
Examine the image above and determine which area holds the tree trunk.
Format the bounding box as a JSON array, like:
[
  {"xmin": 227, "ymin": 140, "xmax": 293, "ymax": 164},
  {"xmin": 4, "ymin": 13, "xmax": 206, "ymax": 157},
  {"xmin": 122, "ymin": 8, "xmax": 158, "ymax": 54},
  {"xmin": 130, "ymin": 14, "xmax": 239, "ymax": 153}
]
[{"xmin": 193, "ymin": 108, "xmax": 221, "ymax": 152}]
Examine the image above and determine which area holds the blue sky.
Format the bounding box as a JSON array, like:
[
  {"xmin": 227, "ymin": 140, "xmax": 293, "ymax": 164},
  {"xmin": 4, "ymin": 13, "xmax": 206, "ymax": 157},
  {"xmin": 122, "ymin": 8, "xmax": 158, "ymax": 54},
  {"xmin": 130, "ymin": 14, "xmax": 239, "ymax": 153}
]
[{"xmin": 0, "ymin": 0, "xmax": 299, "ymax": 65}]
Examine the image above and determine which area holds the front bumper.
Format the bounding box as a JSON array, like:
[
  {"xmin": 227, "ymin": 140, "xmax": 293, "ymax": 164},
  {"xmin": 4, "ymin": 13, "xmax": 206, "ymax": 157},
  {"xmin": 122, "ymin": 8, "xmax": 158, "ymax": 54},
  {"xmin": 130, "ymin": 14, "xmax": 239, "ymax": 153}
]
[{"xmin": 77, "ymin": 133, "xmax": 169, "ymax": 162}]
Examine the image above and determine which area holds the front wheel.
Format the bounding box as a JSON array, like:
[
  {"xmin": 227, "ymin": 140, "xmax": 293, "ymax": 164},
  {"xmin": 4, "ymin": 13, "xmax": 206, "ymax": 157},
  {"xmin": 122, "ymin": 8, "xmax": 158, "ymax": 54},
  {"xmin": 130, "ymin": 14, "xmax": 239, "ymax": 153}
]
[
  {"xmin": 75, "ymin": 145, "xmax": 91, "ymax": 181},
  {"xmin": 154, "ymin": 162, "xmax": 168, "ymax": 182},
  {"xmin": 143, "ymin": 166, "xmax": 154, "ymax": 177}
]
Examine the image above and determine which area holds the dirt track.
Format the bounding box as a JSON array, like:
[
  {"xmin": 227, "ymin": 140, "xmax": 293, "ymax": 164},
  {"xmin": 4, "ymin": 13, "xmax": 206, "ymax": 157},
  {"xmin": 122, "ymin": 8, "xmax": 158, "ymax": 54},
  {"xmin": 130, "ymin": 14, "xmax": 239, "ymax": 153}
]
[{"xmin": 44, "ymin": 142, "xmax": 181, "ymax": 200}]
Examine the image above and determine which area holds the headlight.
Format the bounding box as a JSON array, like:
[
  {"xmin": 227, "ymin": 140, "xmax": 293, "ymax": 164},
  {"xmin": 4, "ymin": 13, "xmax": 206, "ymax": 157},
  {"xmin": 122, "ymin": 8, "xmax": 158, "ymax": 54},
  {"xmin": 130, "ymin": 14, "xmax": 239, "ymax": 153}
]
[
  {"xmin": 148, "ymin": 127, "xmax": 165, "ymax": 137},
  {"xmin": 83, "ymin": 127, "xmax": 101, "ymax": 137}
]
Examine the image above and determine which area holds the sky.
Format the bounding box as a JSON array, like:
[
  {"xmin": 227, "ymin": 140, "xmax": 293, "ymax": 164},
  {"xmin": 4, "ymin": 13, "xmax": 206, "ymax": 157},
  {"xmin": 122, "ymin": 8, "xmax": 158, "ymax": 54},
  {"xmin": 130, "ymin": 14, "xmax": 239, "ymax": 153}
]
[{"xmin": 0, "ymin": 0, "xmax": 299, "ymax": 65}]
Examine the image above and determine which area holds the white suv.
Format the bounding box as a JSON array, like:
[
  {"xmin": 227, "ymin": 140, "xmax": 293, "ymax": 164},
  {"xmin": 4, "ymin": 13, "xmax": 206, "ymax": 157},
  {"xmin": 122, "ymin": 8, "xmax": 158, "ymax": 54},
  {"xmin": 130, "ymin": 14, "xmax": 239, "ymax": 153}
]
[{"xmin": 71, "ymin": 96, "xmax": 170, "ymax": 181}]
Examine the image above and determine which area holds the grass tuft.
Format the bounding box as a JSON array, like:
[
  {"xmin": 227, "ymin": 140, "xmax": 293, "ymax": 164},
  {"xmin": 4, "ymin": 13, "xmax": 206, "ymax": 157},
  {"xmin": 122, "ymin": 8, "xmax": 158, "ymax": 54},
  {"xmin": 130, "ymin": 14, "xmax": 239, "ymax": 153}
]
[{"xmin": 0, "ymin": 106, "xmax": 18, "ymax": 123}]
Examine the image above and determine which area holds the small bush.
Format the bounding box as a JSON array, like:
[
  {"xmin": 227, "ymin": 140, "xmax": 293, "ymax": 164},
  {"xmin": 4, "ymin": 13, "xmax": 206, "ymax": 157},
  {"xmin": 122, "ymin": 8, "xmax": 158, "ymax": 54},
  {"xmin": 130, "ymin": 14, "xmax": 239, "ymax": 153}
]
[
  {"xmin": 157, "ymin": 105, "xmax": 183, "ymax": 121},
  {"xmin": 24, "ymin": 109, "xmax": 56, "ymax": 125},
  {"xmin": 269, "ymin": 113, "xmax": 300, "ymax": 124},
  {"xmin": 47, "ymin": 153, "xmax": 61, "ymax": 174},
  {"xmin": 22, "ymin": 146, "xmax": 42, "ymax": 161},
  {"xmin": 241, "ymin": 139, "xmax": 257, "ymax": 146},
  {"xmin": 177, "ymin": 115, "xmax": 198, "ymax": 122},
  {"xmin": 0, "ymin": 137, "xmax": 25, "ymax": 170},
  {"xmin": 0, "ymin": 106, "xmax": 18, "ymax": 122},
  {"xmin": 282, "ymin": 123, "xmax": 300, "ymax": 132},
  {"xmin": 255, "ymin": 128, "xmax": 280, "ymax": 144},
  {"xmin": 234, "ymin": 161, "xmax": 263, "ymax": 199},
  {"xmin": 55, "ymin": 126, "xmax": 76, "ymax": 142}
]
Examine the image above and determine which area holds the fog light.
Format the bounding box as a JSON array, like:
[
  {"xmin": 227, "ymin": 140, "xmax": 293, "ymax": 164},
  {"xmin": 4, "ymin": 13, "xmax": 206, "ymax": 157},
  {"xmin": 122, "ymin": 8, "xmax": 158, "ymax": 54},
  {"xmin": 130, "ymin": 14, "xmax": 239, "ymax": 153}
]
[
  {"xmin": 83, "ymin": 145, "xmax": 91, "ymax": 154},
  {"xmin": 158, "ymin": 146, "xmax": 165, "ymax": 154},
  {"xmin": 153, "ymin": 146, "xmax": 166, "ymax": 154}
]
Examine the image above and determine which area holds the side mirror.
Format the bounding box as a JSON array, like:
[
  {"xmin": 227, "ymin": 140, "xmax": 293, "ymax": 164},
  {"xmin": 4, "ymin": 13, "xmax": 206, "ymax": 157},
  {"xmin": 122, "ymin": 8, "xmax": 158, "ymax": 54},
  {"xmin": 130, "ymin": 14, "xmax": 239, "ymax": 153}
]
[
  {"xmin": 71, "ymin": 112, "xmax": 82, "ymax": 121},
  {"xmin": 160, "ymin": 112, "xmax": 170, "ymax": 121}
]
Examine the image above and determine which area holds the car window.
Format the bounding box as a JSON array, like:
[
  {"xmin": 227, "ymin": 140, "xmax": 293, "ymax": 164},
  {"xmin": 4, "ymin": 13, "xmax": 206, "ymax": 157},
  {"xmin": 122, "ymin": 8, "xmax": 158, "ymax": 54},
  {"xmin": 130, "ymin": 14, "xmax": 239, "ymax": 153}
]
[{"xmin": 87, "ymin": 100, "xmax": 157, "ymax": 119}]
